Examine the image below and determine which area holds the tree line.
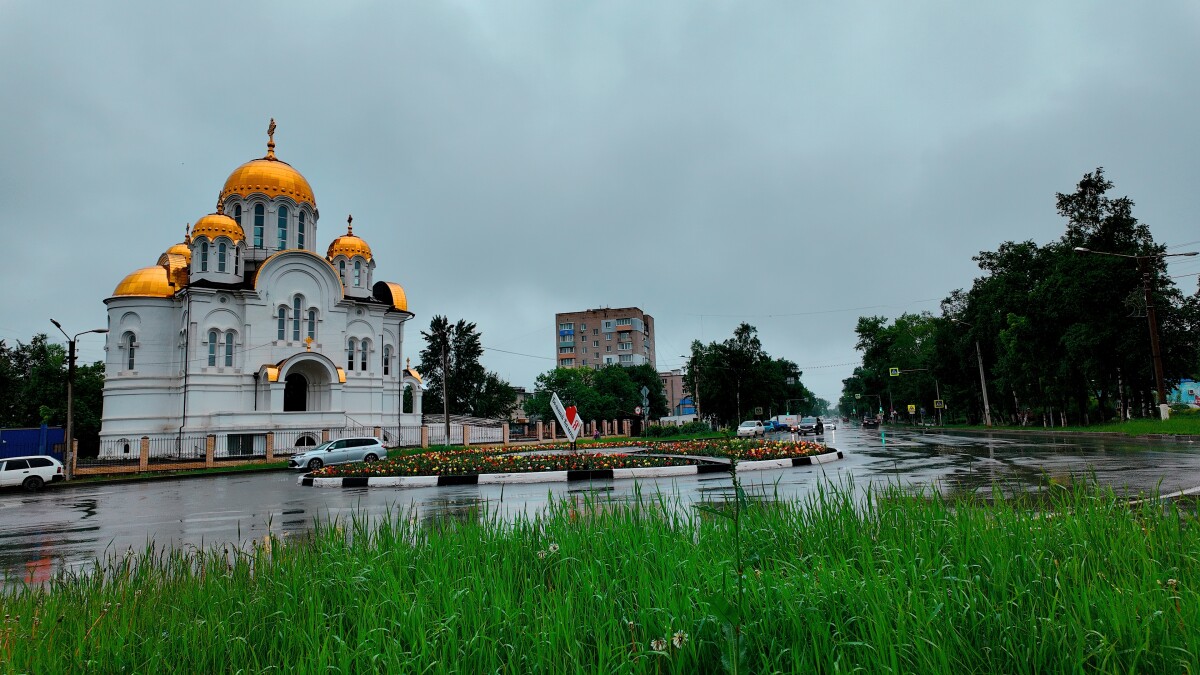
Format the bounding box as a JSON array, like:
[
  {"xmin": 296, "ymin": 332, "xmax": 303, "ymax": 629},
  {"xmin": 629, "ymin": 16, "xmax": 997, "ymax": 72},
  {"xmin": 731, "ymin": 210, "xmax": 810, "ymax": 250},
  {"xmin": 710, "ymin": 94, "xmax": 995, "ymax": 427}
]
[
  {"xmin": 839, "ymin": 169, "xmax": 1200, "ymax": 425},
  {"xmin": 0, "ymin": 335, "xmax": 104, "ymax": 452}
]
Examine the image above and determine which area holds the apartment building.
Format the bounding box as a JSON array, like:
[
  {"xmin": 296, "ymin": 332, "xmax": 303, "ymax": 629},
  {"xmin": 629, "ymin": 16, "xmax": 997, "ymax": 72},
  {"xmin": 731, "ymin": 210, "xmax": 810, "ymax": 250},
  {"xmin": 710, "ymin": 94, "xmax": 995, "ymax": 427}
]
[
  {"xmin": 659, "ymin": 369, "xmax": 696, "ymax": 417},
  {"xmin": 555, "ymin": 307, "xmax": 656, "ymax": 370}
]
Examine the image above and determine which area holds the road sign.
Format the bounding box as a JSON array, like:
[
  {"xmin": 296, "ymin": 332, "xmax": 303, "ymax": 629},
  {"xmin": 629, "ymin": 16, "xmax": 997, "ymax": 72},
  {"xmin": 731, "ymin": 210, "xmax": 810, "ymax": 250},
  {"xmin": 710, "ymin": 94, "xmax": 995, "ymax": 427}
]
[
  {"xmin": 907, "ymin": 404, "xmax": 916, "ymax": 414},
  {"xmin": 550, "ymin": 392, "xmax": 582, "ymax": 442},
  {"xmin": 855, "ymin": 394, "xmax": 862, "ymax": 400},
  {"xmin": 753, "ymin": 406, "xmax": 763, "ymax": 415},
  {"xmin": 640, "ymin": 386, "xmax": 649, "ymax": 397},
  {"xmin": 934, "ymin": 399, "xmax": 944, "ymax": 409},
  {"xmin": 889, "ymin": 367, "xmax": 901, "ymax": 377},
  {"xmin": 634, "ymin": 406, "xmax": 643, "ymax": 415}
]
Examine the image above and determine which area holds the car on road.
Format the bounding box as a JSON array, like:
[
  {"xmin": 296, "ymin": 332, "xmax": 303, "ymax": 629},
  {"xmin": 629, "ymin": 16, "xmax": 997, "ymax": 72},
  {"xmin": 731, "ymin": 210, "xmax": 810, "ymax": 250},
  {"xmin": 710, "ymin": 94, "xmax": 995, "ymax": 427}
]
[
  {"xmin": 821, "ymin": 417, "xmax": 837, "ymax": 430},
  {"xmin": 736, "ymin": 420, "xmax": 765, "ymax": 438},
  {"xmin": 290, "ymin": 437, "xmax": 387, "ymax": 471},
  {"xmin": 0, "ymin": 455, "xmax": 64, "ymax": 491},
  {"xmin": 763, "ymin": 420, "xmax": 789, "ymax": 433},
  {"xmin": 795, "ymin": 417, "xmax": 821, "ymax": 434},
  {"xmin": 861, "ymin": 416, "xmax": 880, "ymax": 429}
]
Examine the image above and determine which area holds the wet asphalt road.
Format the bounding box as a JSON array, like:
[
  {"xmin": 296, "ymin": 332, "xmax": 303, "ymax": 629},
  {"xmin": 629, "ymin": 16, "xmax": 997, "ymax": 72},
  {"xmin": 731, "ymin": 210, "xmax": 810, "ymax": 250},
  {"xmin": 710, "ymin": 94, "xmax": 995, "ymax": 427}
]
[{"xmin": 3, "ymin": 426, "xmax": 1199, "ymax": 583}]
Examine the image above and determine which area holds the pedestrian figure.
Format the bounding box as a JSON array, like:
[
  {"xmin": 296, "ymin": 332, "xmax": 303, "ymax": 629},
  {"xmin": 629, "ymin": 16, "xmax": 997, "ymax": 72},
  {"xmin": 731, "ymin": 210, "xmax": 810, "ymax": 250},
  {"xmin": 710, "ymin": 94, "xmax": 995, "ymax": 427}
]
[{"xmin": 815, "ymin": 418, "xmax": 824, "ymax": 435}]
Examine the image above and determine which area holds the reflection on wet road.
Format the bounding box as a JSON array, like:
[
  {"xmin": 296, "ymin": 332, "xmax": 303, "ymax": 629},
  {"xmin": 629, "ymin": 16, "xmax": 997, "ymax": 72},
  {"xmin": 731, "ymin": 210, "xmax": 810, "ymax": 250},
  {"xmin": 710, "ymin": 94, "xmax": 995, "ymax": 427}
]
[{"xmin": 2, "ymin": 427, "xmax": 1198, "ymax": 582}]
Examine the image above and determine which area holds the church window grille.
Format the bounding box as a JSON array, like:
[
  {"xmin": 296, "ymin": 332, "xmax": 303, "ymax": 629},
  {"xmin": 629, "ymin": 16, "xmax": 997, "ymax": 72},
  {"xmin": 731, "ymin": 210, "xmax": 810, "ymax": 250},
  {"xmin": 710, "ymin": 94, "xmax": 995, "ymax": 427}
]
[
  {"xmin": 298, "ymin": 212, "xmax": 306, "ymax": 250},
  {"xmin": 354, "ymin": 260, "xmax": 362, "ymax": 286},
  {"xmin": 292, "ymin": 296, "xmax": 302, "ymax": 341},
  {"xmin": 360, "ymin": 339, "xmax": 370, "ymax": 371},
  {"xmin": 307, "ymin": 308, "xmax": 317, "ymax": 340},
  {"xmin": 383, "ymin": 345, "xmax": 392, "ymax": 375},
  {"xmin": 254, "ymin": 204, "xmax": 265, "ymax": 248},
  {"xmin": 125, "ymin": 333, "xmax": 136, "ymax": 370},
  {"xmin": 277, "ymin": 307, "xmax": 286, "ymax": 340},
  {"xmin": 208, "ymin": 330, "xmax": 218, "ymax": 367},
  {"xmin": 347, "ymin": 339, "xmax": 357, "ymax": 371},
  {"xmin": 224, "ymin": 331, "xmax": 235, "ymax": 367},
  {"xmin": 278, "ymin": 206, "xmax": 289, "ymax": 249},
  {"xmin": 233, "ymin": 204, "xmax": 242, "ymax": 226},
  {"xmin": 218, "ymin": 243, "xmax": 227, "ymax": 272},
  {"xmin": 200, "ymin": 242, "xmax": 209, "ymax": 272}
]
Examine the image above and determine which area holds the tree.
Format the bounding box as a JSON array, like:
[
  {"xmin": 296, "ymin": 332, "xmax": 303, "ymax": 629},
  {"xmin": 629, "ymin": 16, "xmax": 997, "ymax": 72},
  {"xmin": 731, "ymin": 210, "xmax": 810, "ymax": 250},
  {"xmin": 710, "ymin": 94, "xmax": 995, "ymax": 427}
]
[
  {"xmin": 0, "ymin": 334, "xmax": 105, "ymax": 452},
  {"xmin": 417, "ymin": 316, "xmax": 517, "ymax": 419}
]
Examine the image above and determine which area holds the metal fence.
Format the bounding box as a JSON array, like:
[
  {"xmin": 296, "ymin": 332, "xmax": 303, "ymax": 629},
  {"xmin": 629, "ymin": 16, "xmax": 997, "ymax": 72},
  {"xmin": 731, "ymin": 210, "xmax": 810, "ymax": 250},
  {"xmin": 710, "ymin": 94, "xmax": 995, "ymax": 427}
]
[
  {"xmin": 329, "ymin": 426, "xmax": 376, "ymax": 442},
  {"xmin": 426, "ymin": 424, "xmax": 464, "ymax": 446},
  {"xmin": 469, "ymin": 425, "xmax": 503, "ymax": 444},
  {"xmin": 381, "ymin": 426, "xmax": 423, "ymax": 447},
  {"xmin": 273, "ymin": 429, "xmax": 322, "ymax": 455},
  {"xmin": 147, "ymin": 433, "xmax": 209, "ymax": 464}
]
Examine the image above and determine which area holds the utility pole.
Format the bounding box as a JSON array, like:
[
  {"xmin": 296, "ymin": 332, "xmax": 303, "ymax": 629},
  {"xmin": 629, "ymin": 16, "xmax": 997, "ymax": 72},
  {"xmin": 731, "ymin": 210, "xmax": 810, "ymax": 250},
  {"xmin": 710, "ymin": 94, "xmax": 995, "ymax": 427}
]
[
  {"xmin": 50, "ymin": 320, "xmax": 107, "ymax": 480},
  {"xmin": 973, "ymin": 339, "xmax": 993, "ymax": 427},
  {"xmin": 1138, "ymin": 256, "xmax": 1168, "ymax": 416},
  {"xmin": 442, "ymin": 341, "xmax": 450, "ymax": 446}
]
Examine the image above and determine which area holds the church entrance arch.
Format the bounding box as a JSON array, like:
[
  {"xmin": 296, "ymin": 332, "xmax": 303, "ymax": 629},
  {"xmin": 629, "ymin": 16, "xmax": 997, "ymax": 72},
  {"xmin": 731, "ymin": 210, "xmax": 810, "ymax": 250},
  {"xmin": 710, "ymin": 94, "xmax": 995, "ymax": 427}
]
[{"xmin": 284, "ymin": 373, "xmax": 308, "ymax": 412}]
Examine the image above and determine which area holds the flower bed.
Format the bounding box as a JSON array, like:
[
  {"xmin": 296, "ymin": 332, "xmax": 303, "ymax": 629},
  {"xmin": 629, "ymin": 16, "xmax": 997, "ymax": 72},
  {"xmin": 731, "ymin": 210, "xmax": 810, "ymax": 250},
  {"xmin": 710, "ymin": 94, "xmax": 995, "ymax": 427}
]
[{"xmin": 312, "ymin": 439, "xmax": 829, "ymax": 478}]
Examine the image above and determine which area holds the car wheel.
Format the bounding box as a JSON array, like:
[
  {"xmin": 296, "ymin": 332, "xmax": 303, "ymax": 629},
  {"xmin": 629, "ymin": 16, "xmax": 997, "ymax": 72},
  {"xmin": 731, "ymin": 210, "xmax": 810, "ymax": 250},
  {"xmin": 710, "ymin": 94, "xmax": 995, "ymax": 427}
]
[
  {"xmin": 306, "ymin": 458, "xmax": 323, "ymax": 470},
  {"xmin": 363, "ymin": 453, "xmax": 378, "ymax": 463},
  {"xmin": 22, "ymin": 476, "xmax": 44, "ymax": 491}
]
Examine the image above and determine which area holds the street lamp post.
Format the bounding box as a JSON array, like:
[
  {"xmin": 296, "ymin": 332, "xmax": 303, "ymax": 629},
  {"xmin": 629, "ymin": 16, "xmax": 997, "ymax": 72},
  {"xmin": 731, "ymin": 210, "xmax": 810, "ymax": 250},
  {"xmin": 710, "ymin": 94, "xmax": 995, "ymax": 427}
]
[
  {"xmin": 1074, "ymin": 247, "xmax": 1199, "ymax": 420},
  {"xmin": 951, "ymin": 319, "xmax": 993, "ymax": 427},
  {"xmin": 50, "ymin": 320, "xmax": 108, "ymax": 480}
]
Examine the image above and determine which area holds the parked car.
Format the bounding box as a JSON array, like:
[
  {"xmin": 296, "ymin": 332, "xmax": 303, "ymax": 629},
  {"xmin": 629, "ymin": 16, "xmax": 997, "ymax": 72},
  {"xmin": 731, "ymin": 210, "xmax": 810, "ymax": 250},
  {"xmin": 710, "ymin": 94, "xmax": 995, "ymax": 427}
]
[
  {"xmin": 0, "ymin": 455, "xmax": 64, "ymax": 491},
  {"xmin": 736, "ymin": 420, "xmax": 765, "ymax": 438},
  {"xmin": 795, "ymin": 416, "xmax": 819, "ymax": 434},
  {"xmin": 861, "ymin": 416, "xmax": 880, "ymax": 429},
  {"xmin": 290, "ymin": 437, "xmax": 387, "ymax": 470}
]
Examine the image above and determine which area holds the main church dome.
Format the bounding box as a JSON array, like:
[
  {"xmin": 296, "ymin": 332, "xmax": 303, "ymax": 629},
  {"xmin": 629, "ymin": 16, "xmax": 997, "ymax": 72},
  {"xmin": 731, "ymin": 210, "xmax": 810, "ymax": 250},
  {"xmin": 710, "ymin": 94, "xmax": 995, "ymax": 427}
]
[{"xmin": 218, "ymin": 119, "xmax": 315, "ymax": 206}]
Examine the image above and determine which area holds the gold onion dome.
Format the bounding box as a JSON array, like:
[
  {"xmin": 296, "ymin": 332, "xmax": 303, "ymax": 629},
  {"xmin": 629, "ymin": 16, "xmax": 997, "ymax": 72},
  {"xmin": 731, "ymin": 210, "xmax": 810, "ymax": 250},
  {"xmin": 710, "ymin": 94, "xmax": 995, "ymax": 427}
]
[
  {"xmin": 191, "ymin": 203, "xmax": 245, "ymax": 244},
  {"xmin": 375, "ymin": 281, "xmax": 408, "ymax": 312},
  {"xmin": 163, "ymin": 223, "xmax": 192, "ymax": 263},
  {"xmin": 218, "ymin": 118, "xmax": 315, "ymax": 206},
  {"xmin": 326, "ymin": 214, "xmax": 373, "ymax": 261},
  {"xmin": 112, "ymin": 266, "xmax": 177, "ymax": 298}
]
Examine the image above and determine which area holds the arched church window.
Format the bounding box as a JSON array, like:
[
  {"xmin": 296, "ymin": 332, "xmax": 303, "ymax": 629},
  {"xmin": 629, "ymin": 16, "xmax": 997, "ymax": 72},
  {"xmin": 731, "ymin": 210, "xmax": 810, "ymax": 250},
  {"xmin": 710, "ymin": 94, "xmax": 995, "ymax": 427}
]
[
  {"xmin": 383, "ymin": 345, "xmax": 391, "ymax": 376},
  {"xmin": 292, "ymin": 296, "xmax": 302, "ymax": 341},
  {"xmin": 200, "ymin": 242, "xmax": 209, "ymax": 272},
  {"xmin": 218, "ymin": 243, "xmax": 227, "ymax": 273},
  {"xmin": 354, "ymin": 260, "xmax": 362, "ymax": 286},
  {"xmin": 339, "ymin": 260, "xmax": 346, "ymax": 284},
  {"xmin": 224, "ymin": 331, "xmax": 235, "ymax": 367},
  {"xmin": 254, "ymin": 204, "xmax": 265, "ymax": 248},
  {"xmin": 307, "ymin": 308, "xmax": 317, "ymax": 340},
  {"xmin": 208, "ymin": 329, "xmax": 218, "ymax": 367},
  {"xmin": 233, "ymin": 204, "xmax": 242, "ymax": 227},
  {"xmin": 360, "ymin": 339, "xmax": 370, "ymax": 372},
  {"xmin": 347, "ymin": 338, "xmax": 357, "ymax": 371},
  {"xmin": 277, "ymin": 205, "xmax": 289, "ymax": 249},
  {"xmin": 125, "ymin": 333, "xmax": 136, "ymax": 370},
  {"xmin": 298, "ymin": 211, "xmax": 306, "ymax": 250},
  {"xmin": 277, "ymin": 307, "xmax": 286, "ymax": 340}
]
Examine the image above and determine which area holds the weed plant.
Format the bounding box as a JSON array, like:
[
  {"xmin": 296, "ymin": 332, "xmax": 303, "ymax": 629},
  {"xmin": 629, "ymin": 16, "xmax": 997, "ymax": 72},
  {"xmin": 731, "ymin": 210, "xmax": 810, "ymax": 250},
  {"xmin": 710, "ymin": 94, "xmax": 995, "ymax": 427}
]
[{"xmin": 2, "ymin": 482, "xmax": 1197, "ymax": 673}]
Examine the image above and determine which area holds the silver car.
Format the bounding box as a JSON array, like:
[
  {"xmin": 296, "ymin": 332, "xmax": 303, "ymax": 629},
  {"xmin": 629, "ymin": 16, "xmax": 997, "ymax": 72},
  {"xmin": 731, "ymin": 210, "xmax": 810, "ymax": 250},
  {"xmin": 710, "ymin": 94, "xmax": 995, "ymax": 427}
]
[{"xmin": 289, "ymin": 437, "xmax": 386, "ymax": 471}]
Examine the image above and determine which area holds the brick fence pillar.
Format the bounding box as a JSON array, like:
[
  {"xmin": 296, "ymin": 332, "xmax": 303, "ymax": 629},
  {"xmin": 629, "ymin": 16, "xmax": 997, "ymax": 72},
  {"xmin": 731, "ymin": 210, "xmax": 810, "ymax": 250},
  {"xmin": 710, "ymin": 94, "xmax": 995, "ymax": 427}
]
[
  {"xmin": 373, "ymin": 426, "xmax": 382, "ymax": 440},
  {"xmin": 266, "ymin": 432, "xmax": 275, "ymax": 462},
  {"xmin": 463, "ymin": 425, "xmax": 471, "ymax": 447},
  {"xmin": 421, "ymin": 425, "xmax": 429, "ymax": 448},
  {"xmin": 502, "ymin": 422, "xmax": 510, "ymax": 446},
  {"xmin": 205, "ymin": 435, "xmax": 216, "ymax": 468},
  {"xmin": 536, "ymin": 421, "xmax": 544, "ymax": 441},
  {"xmin": 139, "ymin": 436, "xmax": 149, "ymax": 472},
  {"xmin": 322, "ymin": 429, "xmax": 331, "ymax": 442},
  {"xmin": 550, "ymin": 421, "xmax": 557, "ymax": 441}
]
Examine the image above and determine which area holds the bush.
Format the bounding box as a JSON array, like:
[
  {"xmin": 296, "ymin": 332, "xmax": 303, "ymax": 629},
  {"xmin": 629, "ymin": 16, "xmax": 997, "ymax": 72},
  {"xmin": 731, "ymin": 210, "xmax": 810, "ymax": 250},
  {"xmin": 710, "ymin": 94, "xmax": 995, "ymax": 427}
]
[{"xmin": 641, "ymin": 421, "xmax": 712, "ymax": 437}]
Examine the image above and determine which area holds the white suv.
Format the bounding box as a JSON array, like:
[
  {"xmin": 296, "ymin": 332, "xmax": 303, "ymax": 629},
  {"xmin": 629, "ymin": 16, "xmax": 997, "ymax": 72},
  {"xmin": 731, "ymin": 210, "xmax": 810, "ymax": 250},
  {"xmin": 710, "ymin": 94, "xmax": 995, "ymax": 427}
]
[
  {"xmin": 736, "ymin": 421, "xmax": 765, "ymax": 438},
  {"xmin": 289, "ymin": 437, "xmax": 387, "ymax": 471},
  {"xmin": 0, "ymin": 455, "xmax": 65, "ymax": 491}
]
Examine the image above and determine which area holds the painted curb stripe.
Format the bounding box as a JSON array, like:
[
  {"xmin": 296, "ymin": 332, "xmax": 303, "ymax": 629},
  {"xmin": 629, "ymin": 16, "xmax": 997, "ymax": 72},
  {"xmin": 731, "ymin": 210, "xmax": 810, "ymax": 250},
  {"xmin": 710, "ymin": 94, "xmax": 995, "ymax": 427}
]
[{"xmin": 299, "ymin": 448, "xmax": 843, "ymax": 488}]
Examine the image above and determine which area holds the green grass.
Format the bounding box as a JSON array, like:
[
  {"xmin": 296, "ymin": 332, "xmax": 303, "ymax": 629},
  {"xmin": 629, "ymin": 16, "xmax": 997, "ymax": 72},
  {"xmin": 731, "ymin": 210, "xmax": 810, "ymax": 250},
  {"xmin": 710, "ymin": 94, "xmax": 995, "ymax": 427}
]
[
  {"xmin": 941, "ymin": 415, "xmax": 1200, "ymax": 437},
  {"xmin": 3, "ymin": 482, "xmax": 1197, "ymax": 673}
]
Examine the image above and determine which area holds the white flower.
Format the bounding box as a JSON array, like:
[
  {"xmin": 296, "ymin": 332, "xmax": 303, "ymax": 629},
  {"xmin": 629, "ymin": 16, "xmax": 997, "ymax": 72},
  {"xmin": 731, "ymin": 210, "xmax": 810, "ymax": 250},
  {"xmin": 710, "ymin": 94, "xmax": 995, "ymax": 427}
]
[
  {"xmin": 537, "ymin": 550, "xmax": 547, "ymax": 560},
  {"xmin": 650, "ymin": 638, "xmax": 668, "ymax": 652},
  {"xmin": 548, "ymin": 543, "xmax": 560, "ymax": 554},
  {"xmin": 672, "ymin": 630, "xmax": 688, "ymax": 649}
]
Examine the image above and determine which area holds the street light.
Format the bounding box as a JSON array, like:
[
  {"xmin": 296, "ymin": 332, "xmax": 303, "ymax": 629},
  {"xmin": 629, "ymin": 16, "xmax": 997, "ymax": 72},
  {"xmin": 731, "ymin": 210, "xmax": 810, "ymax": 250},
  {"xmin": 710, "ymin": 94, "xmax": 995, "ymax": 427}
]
[
  {"xmin": 1073, "ymin": 246, "xmax": 1199, "ymax": 419},
  {"xmin": 951, "ymin": 318, "xmax": 993, "ymax": 427},
  {"xmin": 50, "ymin": 319, "xmax": 108, "ymax": 479}
]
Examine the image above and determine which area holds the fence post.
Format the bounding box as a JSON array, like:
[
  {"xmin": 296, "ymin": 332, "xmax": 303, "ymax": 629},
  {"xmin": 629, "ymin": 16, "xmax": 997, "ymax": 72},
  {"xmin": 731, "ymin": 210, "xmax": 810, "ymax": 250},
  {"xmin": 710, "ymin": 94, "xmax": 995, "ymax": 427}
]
[
  {"xmin": 266, "ymin": 432, "xmax": 275, "ymax": 462},
  {"xmin": 536, "ymin": 421, "xmax": 544, "ymax": 441},
  {"xmin": 206, "ymin": 435, "xmax": 216, "ymax": 468},
  {"xmin": 501, "ymin": 422, "xmax": 510, "ymax": 446},
  {"xmin": 421, "ymin": 425, "xmax": 429, "ymax": 448},
  {"xmin": 463, "ymin": 425, "xmax": 471, "ymax": 447},
  {"xmin": 374, "ymin": 426, "xmax": 382, "ymax": 440},
  {"xmin": 139, "ymin": 436, "xmax": 149, "ymax": 472},
  {"xmin": 623, "ymin": 419, "xmax": 631, "ymax": 436},
  {"xmin": 322, "ymin": 429, "xmax": 331, "ymax": 442},
  {"xmin": 550, "ymin": 421, "xmax": 557, "ymax": 441}
]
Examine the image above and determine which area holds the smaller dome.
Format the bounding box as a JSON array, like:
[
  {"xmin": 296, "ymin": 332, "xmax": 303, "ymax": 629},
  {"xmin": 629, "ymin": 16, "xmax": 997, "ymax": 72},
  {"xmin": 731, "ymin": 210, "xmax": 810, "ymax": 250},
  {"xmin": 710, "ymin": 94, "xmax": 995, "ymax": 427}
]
[
  {"xmin": 165, "ymin": 242, "xmax": 192, "ymax": 261},
  {"xmin": 112, "ymin": 266, "xmax": 177, "ymax": 298},
  {"xmin": 326, "ymin": 214, "xmax": 372, "ymax": 261},
  {"xmin": 373, "ymin": 281, "xmax": 408, "ymax": 312},
  {"xmin": 192, "ymin": 206, "xmax": 244, "ymax": 244}
]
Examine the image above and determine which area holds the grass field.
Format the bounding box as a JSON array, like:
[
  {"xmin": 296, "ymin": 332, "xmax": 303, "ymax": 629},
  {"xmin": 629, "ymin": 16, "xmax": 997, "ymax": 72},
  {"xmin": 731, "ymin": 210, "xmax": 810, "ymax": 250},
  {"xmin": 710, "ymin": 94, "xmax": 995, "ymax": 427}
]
[
  {"xmin": 943, "ymin": 415, "xmax": 1200, "ymax": 437},
  {"xmin": 3, "ymin": 482, "xmax": 1196, "ymax": 673}
]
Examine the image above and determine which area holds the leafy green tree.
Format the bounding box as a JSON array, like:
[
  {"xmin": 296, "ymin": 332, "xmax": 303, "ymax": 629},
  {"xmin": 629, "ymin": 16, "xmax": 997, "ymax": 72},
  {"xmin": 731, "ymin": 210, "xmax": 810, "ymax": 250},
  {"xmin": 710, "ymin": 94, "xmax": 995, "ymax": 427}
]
[
  {"xmin": 0, "ymin": 334, "xmax": 105, "ymax": 452},
  {"xmin": 417, "ymin": 316, "xmax": 517, "ymax": 419}
]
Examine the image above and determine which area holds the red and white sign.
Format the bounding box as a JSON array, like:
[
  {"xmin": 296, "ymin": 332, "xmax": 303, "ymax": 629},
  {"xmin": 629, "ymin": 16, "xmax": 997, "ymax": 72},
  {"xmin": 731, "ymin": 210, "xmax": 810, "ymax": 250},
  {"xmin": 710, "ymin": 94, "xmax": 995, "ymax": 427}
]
[{"xmin": 550, "ymin": 393, "xmax": 583, "ymax": 442}]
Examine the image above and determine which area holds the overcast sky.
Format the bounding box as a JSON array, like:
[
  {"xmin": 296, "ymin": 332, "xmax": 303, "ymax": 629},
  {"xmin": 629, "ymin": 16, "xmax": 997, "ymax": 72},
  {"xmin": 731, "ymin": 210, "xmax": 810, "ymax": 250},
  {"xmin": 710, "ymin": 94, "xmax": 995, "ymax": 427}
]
[{"xmin": 2, "ymin": 2, "xmax": 1199, "ymax": 404}]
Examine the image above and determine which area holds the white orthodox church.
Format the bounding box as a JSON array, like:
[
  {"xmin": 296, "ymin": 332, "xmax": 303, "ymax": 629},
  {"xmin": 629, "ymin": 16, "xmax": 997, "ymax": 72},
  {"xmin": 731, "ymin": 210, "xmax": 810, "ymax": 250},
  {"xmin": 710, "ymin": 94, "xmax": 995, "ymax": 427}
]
[{"xmin": 99, "ymin": 121, "xmax": 423, "ymax": 456}]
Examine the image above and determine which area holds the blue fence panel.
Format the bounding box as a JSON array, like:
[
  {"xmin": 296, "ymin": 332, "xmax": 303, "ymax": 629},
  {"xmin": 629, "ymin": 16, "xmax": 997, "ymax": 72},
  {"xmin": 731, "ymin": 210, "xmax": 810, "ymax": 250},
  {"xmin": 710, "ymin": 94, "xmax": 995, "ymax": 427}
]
[{"xmin": 0, "ymin": 425, "xmax": 66, "ymax": 460}]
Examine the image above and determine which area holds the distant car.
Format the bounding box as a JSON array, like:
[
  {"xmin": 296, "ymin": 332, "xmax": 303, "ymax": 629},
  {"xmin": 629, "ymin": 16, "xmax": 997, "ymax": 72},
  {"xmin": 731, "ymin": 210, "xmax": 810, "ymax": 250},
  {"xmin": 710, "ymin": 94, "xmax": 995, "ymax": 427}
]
[
  {"xmin": 736, "ymin": 421, "xmax": 765, "ymax": 438},
  {"xmin": 821, "ymin": 417, "xmax": 837, "ymax": 430},
  {"xmin": 0, "ymin": 455, "xmax": 64, "ymax": 491},
  {"xmin": 290, "ymin": 437, "xmax": 387, "ymax": 471},
  {"xmin": 795, "ymin": 417, "xmax": 819, "ymax": 434},
  {"xmin": 861, "ymin": 416, "xmax": 880, "ymax": 429},
  {"xmin": 763, "ymin": 420, "xmax": 788, "ymax": 433}
]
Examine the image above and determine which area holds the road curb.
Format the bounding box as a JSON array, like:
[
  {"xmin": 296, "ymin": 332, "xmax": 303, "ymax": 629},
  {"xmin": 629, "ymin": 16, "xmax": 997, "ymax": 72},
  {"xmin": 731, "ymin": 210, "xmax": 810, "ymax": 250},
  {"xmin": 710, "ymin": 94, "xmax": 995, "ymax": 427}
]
[{"xmin": 298, "ymin": 448, "xmax": 845, "ymax": 488}]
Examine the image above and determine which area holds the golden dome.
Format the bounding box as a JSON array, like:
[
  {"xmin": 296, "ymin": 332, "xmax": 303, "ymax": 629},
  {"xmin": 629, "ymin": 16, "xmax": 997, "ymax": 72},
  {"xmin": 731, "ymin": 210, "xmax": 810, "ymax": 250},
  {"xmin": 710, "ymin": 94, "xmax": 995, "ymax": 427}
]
[
  {"xmin": 191, "ymin": 208, "xmax": 244, "ymax": 244},
  {"xmin": 165, "ymin": 242, "xmax": 192, "ymax": 261},
  {"xmin": 373, "ymin": 281, "xmax": 408, "ymax": 312},
  {"xmin": 326, "ymin": 214, "xmax": 373, "ymax": 261},
  {"xmin": 156, "ymin": 252, "xmax": 190, "ymax": 289},
  {"xmin": 218, "ymin": 119, "xmax": 315, "ymax": 206},
  {"xmin": 112, "ymin": 266, "xmax": 177, "ymax": 298}
]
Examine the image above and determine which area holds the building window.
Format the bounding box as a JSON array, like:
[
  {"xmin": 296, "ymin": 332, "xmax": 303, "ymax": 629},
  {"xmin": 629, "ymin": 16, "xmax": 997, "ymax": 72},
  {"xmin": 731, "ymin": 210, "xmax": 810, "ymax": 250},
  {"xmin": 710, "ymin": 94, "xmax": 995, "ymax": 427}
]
[
  {"xmin": 292, "ymin": 296, "xmax": 302, "ymax": 341},
  {"xmin": 606, "ymin": 334, "xmax": 612, "ymax": 341},
  {"xmin": 558, "ymin": 346, "xmax": 573, "ymax": 354},
  {"xmin": 234, "ymin": 247, "xmax": 240, "ymax": 275},
  {"xmin": 338, "ymin": 260, "xmax": 346, "ymax": 284},
  {"xmin": 199, "ymin": 242, "xmax": 209, "ymax": 272},
  {"xmin": 580, "ymin": 323, "xmax": 586, "ymax": 330},
  {"xmin": 603, "ymin": 320, "xmax": 614, "ymax": 330},
  {"xmin": 360, "ymin": 339, "xmax": 369, "ymax": 371},
  {"xmin": 207, "ymin": 329, "xmax": 218, "ymax": 367},
  {"xmin": 593, "ymin": 341, "xmax": 599, "ymax": 348},
  {"xmin": 233, "ymin": 204, "xmax": 242, "ymax": 226},
  {"xmin": 297, "ymin": 211, "xmax": 306, "ymax": 250},
  {"xmin": 606, "ymin": 346, "xmax": 612, "ymax": 352},
  {"xmin": 307, "ymin": 308, "xmax": 317, "ymax": 340},
  {"xmin": 253, "ymin": 204, "xmax": 265, "ymax": 248},
  {"xmin": 347, "ymin": 339, "xmax": 357, "ymax": 371},
  {"xmin": 277, "ymin": 206, "xmax": 289, "ymax": 249},
  {"xmin": 218, "ymin": 242, "xmax": 227, "ymax": 272},
  {"xmin": 593, "ymin": 328, "xmax": 599, "ymax": 335},
  {"xmin": 619, "ymin": 354, "xmax": 632, "ymax": 363},
  {"xmin": 618, "ymin": 342, "xmax": 632, "ymax": 351},
  {"xmin": 383, "ymin": 345, "xmax": 392, "ymax": 376},
  {"xmin": 125, "ymin": 333, "xmax": 136, "ymax": 370},
  {"xmin": 560, "ymin": 358, "xmax": 575, "ymax": 366},
  {"xmin": 277, "ymin": 307, "xmax": 286, "ymax": 340},
  {"xmin": 617, "ymin": 318, "xmax": 632, "ymax": 326},
  {"xmin": 558, "ymin": 322, "xmax": 574, "ymax": 331},
  {"xmin": 224, "ymin": 331, "xmax": 234, "ymax": 367},
  {"xmin": 354, "ymin": 260, "xmax": 362, "ymax": 286}
]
